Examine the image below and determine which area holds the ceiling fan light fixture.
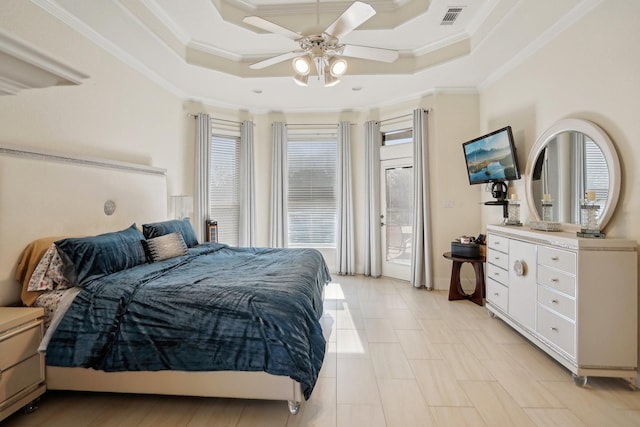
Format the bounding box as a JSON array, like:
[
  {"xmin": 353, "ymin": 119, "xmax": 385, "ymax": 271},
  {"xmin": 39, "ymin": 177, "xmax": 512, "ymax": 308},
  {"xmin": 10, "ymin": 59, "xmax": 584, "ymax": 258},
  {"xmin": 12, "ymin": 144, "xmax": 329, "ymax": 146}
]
[
  {"xmin": 324, "ymin": 72, "xmax": 340, "ymax": 87},
  {"xmin": 293, "ymin": 73, "xmax": 309, "ymax": 86},
  {"xmin": 329, "ymin": 57, "xmax": 348, "ymax": 77},
  {"xmin": 292, "ymin": 56, "xmax": 311, "ymax": 75}
]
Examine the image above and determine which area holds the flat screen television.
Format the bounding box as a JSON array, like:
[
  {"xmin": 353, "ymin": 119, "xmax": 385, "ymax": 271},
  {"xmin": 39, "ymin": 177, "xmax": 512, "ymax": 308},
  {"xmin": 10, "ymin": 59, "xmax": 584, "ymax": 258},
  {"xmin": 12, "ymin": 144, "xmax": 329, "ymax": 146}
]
[{"xmin": 462, "ymin": 126, "xmax": 521, "ymax": 185}]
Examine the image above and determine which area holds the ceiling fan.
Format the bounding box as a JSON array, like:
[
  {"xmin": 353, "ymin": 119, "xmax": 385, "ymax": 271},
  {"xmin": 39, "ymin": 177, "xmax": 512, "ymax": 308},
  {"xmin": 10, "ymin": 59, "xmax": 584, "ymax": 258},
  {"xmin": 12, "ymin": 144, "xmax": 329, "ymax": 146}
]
[{"xmin": 243, "ymin": 1, "xmax": 399, "ymax": 87}]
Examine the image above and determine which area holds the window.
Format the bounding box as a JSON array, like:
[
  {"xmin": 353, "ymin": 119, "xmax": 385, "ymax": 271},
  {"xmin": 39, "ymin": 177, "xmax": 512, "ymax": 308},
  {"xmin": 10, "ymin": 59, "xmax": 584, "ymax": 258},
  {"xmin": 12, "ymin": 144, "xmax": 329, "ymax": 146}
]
[
  {"xmin": 287, "ymin": 135, "xmax": 337, "ymax": 248},
  {"xmin": 209, "ymin": 133, "xmax": 240, "ymax": 246},
  {"xmin": 382, "ymin": 128, "xmax": 412, "ymax": 146}
]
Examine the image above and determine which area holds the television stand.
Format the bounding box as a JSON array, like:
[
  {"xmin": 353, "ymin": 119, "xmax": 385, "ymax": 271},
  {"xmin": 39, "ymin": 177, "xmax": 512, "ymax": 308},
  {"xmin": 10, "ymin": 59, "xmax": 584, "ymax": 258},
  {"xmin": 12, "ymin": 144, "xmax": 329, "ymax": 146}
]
[{"xmin": 484, "ymin": 182, "xmax": 508, "ymax": 218}]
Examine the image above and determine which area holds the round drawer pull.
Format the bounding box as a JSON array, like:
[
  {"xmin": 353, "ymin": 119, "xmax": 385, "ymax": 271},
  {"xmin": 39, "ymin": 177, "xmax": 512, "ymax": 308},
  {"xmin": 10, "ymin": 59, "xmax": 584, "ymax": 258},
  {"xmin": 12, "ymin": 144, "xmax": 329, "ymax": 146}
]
[
  {"xmin": 513, "ymin": 260, "xmax": 526, "ymax": 277},
  {"xmin": 551, "ymin": 299, "xmax": 559, "ymax": 304},
  {"xmin": 493, "ymin": 292, "xmax": 499, "ymax": 296},
  {"xmin": 551, "ymin": 327, "xmax": 558, "ymax": 332},
  {"xmin": 551, "ymin": 256, "xmax": 560, "ymax": 261},
  {"xmin": 551, "ymin": 278, "xmax": 559, "ymax": 282}
]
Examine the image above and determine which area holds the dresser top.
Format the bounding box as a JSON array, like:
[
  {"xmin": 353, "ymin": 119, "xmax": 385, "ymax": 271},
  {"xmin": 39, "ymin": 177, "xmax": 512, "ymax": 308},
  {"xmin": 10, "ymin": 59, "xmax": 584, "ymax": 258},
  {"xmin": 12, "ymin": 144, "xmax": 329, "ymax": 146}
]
[
  {"xmin": 488, "ymin": 224, "xmax": 637, "ymax": 251},
  {"xmin": 0, "ymin": 307, "xmax": 44, "ymax": 333}
]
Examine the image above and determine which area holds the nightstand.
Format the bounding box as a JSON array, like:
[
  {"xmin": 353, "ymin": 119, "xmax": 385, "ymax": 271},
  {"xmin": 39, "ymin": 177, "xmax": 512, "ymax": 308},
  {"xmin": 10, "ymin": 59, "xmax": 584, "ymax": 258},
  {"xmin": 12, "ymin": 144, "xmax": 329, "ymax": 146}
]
[{"xmin": 0, "ymin": 307, "xmax": 46, "ymax": 422}]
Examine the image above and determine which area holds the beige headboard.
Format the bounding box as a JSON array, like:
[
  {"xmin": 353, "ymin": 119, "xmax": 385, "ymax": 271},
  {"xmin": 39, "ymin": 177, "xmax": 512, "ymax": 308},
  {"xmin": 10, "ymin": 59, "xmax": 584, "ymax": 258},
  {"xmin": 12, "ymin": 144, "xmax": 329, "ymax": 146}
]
[{"xmin": 0, "ymin": 144, "xmax": 168, "ymax": 306}]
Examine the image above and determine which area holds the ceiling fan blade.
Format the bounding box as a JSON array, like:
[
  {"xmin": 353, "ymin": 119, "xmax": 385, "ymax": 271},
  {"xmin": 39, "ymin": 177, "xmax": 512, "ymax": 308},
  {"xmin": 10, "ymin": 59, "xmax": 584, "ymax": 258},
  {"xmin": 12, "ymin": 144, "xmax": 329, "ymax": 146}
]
[
  {"xmin": 249, "ymin": 51, "xmax": 305, "ymax": 70},
  {"xmin": 243, "ymin": 16, "xmax": 301, "ymax": 40},
  {"xmin": 342, "ymin": 44, "xmax": 399, "ymax": 63},
  {"xmin": 325, "ymin": 1, "xmax": 376, "ymax": 39}
]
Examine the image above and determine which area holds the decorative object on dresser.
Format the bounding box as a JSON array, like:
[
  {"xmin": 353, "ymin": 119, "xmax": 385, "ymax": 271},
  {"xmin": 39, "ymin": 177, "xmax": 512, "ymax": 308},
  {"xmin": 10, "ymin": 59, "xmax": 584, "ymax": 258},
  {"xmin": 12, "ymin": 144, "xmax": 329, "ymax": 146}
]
[
  {"xmin": 506, "ymin": 193, "xmax": 522, "ymax": 226},
  {"xmin": 485, "ymin": 224, "xmax": 637, "ymax": 387},
  {"xmin": 0, "ymin": 307, "xmax": 45, "ymax": 422}
]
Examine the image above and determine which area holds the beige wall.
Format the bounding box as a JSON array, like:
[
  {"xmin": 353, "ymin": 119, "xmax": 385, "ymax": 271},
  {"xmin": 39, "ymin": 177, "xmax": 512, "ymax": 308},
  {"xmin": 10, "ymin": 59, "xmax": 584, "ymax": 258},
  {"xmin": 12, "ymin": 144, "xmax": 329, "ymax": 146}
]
[{"xmin": 0, "ymin": 0, "xmax": 190, "ymax": 200}]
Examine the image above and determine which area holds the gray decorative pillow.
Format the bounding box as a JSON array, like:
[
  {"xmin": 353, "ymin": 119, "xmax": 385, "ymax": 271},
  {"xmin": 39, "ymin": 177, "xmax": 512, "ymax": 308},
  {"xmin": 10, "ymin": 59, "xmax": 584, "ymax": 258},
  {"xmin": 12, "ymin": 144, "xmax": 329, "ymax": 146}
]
[{"xmin": 142, "ymin": 232, "xmax": 188, "ymax": 263}]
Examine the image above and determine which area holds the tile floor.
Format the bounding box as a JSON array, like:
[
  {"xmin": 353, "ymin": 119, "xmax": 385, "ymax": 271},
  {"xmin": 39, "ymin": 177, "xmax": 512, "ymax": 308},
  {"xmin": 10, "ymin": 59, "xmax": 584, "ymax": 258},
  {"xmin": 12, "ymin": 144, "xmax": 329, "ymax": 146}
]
[{"xmin": 4, "ymin": 275, "xmax": 640, "ymax": 426}]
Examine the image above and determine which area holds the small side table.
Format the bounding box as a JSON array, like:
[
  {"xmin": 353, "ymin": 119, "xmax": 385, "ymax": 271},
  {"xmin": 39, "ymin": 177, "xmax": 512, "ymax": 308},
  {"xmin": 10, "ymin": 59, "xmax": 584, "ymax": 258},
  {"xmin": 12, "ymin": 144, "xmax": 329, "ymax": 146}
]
[{"xmin": 443, "ymin": 252, "xmax": 486, "ymax": 306}]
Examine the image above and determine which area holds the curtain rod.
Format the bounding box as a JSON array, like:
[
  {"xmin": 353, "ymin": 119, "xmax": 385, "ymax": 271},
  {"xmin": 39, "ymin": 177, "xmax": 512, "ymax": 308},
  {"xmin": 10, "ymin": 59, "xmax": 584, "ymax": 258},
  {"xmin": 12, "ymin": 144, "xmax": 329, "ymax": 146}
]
[
  {"xmin": 378, "ymin": 108, "xmax": 431, "ymax": 124},
  {"xmin": 187, "ymin": 114, "xmax": 246, "ymax": 126},
  {"xmin": 283, "ymin": 123, "xmax": 356, "ymax": 127}
]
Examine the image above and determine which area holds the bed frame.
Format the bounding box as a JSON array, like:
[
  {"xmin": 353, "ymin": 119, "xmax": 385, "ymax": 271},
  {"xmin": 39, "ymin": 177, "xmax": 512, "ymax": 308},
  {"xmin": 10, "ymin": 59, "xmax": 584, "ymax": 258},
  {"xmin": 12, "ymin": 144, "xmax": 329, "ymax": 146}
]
[
  {"xmin": 0, "ymin": 145, "xmax": 308, "ymax": 414},
  {"xmin": 47, "ymin": 368, "xmax": 303, "ymax": 414}
]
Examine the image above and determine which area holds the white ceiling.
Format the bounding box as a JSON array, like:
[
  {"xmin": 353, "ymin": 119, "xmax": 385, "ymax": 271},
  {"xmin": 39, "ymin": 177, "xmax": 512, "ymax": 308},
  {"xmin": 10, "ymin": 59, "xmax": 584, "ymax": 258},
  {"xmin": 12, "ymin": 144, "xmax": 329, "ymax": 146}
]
[{"xmin": 31, "ymin": 0, "xmax": 598, "ymax": 113}]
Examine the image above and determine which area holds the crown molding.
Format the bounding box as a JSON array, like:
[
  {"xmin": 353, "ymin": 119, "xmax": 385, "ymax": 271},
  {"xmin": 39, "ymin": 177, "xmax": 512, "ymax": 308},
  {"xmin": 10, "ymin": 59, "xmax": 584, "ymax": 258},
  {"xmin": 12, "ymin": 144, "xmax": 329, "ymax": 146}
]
[{"xmin": 0, "ymin": 29, "xmax": 88, "ymax": 95}]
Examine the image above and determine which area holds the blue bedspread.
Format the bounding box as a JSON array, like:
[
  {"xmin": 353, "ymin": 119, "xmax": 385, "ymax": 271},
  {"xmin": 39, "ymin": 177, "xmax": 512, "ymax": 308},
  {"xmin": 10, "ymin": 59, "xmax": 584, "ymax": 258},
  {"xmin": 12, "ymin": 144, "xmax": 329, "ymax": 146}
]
[{"xmin": 46, "ymin": 243, "xmax": 331, "ymax": 399}]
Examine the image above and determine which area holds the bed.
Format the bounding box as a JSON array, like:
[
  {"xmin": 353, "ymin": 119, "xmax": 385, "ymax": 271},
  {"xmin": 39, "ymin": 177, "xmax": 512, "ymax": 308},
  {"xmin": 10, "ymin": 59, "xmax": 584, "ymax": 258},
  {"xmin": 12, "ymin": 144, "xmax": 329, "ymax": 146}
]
[{"xmin": 16, "ymin": 219, "xmax": 331, "ymax": 414}]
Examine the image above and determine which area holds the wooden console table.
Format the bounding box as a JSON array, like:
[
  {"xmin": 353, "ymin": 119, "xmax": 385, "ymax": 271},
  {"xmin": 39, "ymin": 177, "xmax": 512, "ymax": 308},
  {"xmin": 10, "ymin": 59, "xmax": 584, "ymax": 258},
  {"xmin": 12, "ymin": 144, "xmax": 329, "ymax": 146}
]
[{"xmin": 443, "ymin": 252, "xmax": 486, "ymax": 306}]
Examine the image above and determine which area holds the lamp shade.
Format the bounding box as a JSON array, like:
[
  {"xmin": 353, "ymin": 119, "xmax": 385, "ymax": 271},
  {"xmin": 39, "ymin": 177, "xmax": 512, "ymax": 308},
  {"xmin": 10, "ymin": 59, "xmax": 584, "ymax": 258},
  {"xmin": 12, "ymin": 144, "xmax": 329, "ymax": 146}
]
[
  {"xmin": 324, "ymin": 71, "xmax": 340, "ymax": 87},
  {"xmin": 293, "ymin": 73, "xmax": 309, "ymax": 86}
]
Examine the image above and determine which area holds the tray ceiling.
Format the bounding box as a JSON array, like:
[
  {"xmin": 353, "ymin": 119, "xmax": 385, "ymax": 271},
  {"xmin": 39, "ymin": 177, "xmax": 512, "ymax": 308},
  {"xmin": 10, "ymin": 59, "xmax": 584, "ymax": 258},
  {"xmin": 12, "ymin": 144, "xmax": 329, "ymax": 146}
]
[{"xmin": 29, "ymin": 0, "xmax": 597, "ymax": 112}]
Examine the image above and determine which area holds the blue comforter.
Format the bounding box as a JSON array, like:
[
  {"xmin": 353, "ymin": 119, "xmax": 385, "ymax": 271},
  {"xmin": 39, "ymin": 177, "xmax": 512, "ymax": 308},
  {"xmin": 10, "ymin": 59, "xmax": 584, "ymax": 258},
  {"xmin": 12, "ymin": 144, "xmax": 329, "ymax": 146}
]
[{"xmin": 46, "ymin": 243, "xmax": 331, "ymax": 399}]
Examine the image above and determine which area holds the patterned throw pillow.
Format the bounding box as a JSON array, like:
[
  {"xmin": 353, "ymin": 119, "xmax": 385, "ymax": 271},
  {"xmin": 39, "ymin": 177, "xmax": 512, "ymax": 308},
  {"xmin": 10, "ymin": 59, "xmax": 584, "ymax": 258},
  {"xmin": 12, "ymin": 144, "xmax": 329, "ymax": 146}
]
[
  {"xmin": 142, "ymin": 232, "xmax": 189, "ymax": 262},
  {"xmin": 28, "ymin": 244, "xmax": 71, "ymax": 291}
]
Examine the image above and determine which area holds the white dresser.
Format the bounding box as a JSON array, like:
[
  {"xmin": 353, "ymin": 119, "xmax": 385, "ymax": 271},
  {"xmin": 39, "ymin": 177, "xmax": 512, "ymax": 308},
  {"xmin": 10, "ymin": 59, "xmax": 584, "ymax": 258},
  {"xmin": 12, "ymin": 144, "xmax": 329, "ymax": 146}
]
[{"xmin": 486, "ymin": 224, "xmax": 638, "ymax": 384}]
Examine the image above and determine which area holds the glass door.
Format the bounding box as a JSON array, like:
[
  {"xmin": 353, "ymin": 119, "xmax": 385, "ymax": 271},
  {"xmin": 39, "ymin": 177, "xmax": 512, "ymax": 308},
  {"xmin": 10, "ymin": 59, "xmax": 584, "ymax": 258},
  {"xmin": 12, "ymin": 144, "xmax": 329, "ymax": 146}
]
[{"xmin": 380, "ymin": 159, "xmax": 413, "ymax": 281}]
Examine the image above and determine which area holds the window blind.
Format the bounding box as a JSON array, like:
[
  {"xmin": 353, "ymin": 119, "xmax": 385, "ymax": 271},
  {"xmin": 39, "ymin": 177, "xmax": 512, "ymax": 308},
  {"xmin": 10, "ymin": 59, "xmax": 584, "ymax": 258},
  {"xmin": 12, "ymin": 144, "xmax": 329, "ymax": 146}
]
[
  {"xmin": 209, "ymin": 133, "xmax": 240, "ymax": 246},
  {"xmin": 287, "ymin": 137, "xmax": 337, "ymax": 248},
  {"xmin": 584, "ymin": 139, "xmax": 609, "ymax": 203}
]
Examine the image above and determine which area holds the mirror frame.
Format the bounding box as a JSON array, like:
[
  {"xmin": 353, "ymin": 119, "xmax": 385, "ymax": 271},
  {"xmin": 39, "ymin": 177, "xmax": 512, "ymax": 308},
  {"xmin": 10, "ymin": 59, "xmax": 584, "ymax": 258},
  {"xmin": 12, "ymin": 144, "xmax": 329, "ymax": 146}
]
[{"xmin": 525, "ymin": 118, "xmax": 621, "ymax": 232}]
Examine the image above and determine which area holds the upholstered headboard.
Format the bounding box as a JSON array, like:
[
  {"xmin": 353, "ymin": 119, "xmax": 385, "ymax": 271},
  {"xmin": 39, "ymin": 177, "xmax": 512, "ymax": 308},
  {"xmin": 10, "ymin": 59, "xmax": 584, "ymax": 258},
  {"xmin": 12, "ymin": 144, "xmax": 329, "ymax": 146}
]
[{"xmin": 0, "ymin": 144, "xmax": 168, "ymax": 306}]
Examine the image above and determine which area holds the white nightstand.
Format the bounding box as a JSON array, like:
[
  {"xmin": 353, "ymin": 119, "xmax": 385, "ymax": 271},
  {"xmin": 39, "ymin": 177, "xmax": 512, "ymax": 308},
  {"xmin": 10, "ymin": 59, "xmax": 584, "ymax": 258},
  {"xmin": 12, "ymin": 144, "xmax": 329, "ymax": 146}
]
[{"xmin": 0, "ymin": 307, "xmax": 46, "ymax": 422}]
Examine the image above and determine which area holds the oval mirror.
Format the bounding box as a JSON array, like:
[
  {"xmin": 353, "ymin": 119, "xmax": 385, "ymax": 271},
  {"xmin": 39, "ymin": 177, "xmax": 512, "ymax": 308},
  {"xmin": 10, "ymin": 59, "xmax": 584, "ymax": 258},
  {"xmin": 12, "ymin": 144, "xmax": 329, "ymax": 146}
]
[{"xmin": 525, "ymin": 118, "xmax": 621, "ymax": 231}]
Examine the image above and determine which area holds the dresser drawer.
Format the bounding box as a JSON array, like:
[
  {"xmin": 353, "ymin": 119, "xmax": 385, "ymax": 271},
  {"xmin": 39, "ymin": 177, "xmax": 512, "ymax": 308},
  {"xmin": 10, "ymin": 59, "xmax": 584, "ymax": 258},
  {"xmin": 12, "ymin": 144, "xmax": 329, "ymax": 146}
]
[
  {"xmin": 537, "ymin": 265, "xmax": 576, "ymax": 297},
  {"xmin": 538, "ymin": 246, "xmax": 576, "ymax": 274},
  {"xmin": 0, "ymin": 323, "xmax": 41, "ymax": 371},
  {"xmin": 538, "ymin": 285, "xmax": 576, "ymax": 320},
  {"xmin": 486, "ymin": 278, "xmax": 508, "ymax": 312},
  {"xmin": 487, "ymin": 234, "xmax": 509, "ymax": 252},
  {"xmin": 0, "ymin": 354, "xmax": 44, "ymax": 402},
  {"xmin": 487, "ymin": 262, "xmax": 508, "ymax": 286},
  {"xmin": 537, "ymin": 306, "xmax": 575, "ymax": 357},
  {"xmin": 487, "ymin": 248, "xmax": 509, "ymax": 271}
]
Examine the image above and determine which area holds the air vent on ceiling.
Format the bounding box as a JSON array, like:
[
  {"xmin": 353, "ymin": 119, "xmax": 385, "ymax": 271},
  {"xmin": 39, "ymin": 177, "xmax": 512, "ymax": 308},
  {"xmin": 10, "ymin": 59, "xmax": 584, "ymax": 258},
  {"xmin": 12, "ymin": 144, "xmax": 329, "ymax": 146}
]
[{"xmin": 441, "ymin": 7, "xmax": 464, "ymax": 25}]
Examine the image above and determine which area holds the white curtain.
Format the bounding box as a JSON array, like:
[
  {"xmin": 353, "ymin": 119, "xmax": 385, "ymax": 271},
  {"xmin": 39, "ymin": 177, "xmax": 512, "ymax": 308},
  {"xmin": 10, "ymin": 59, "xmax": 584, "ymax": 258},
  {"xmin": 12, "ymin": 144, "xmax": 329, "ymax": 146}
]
[
  {"xmin": 336, "ymin": 121, "xmax": 355, "ymax": 275},
  {"xmin": 239, "ymin": 120, "xmax": 256, "ymax": 247},
  {"xmin": 410, "ymin": 109, "xmax": 433, "ymax": 289},
  {"xmin": 364, "ymin": 120, "xmax": 382, "ymax": 277},
  {"xmin": 270, "ymin": 122, "xmax": 288, "ymax": 248},
  {"xmin": 194, "ymin": 113, "xmax": 211, "ymax": 243}
]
